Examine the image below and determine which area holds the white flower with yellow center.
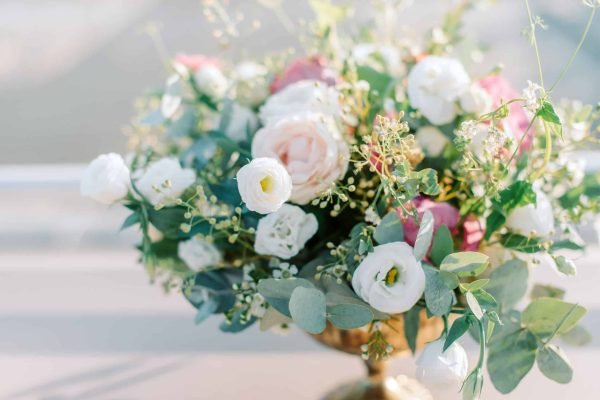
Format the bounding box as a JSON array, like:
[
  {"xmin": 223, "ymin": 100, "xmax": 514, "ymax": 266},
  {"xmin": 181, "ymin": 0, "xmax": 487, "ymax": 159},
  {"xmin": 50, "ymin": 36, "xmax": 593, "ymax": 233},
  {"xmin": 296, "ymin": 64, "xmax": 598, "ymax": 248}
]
[{"xmin": 236, "ymin": 157, "xmax": 293, "ymax": 214}]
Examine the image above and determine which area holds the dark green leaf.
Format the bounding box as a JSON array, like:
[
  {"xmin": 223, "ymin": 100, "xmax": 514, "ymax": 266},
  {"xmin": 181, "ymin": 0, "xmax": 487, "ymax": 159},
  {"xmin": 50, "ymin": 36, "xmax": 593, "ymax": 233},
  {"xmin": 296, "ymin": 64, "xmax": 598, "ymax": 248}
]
[
  {"xmin": 120, "ymin": 212, "xmax": 140, "ymax": 231},
  {"xmin": 219, "ymin": 309, "xmax": 256, "ymax": 333},
  {"xmin": 430, "ymin": 224, "xmax": 453, "ymax": 266},
  {"xmin": 404, "ymin": 307, "xmax": 421, "ymax": 355},
  {"xmin": 373, "ymin": 211, "xmax": 404, "ymax": 244},
  {"xmin": 444, "ymin": 315, "xmax": 471, "ymax": 351},
  {"xmin": 499, "ymin": 233, "xmax": 544, "ymax": 253}
]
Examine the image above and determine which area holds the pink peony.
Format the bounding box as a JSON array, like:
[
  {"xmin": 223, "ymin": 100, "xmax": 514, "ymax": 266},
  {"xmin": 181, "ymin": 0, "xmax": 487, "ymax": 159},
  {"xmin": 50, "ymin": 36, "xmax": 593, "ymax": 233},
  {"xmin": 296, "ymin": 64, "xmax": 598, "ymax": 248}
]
[
  {"xmin": 270, "ymin": 56, "xmax": 337, "ymax": 93},
  {"xmin": 478, "ymin": 75, "xmax": 532, "ymax": 151},
  {"xmin": 400, "ymin": 198, "xmax": 460, "ymax": 246},
  {"xmin": 461, "ymin": 215, "xmax": 484, "ymax": 251},
  {"xmin": 174, "ymin": 53, "xmax": 220, "ymax": 72}
]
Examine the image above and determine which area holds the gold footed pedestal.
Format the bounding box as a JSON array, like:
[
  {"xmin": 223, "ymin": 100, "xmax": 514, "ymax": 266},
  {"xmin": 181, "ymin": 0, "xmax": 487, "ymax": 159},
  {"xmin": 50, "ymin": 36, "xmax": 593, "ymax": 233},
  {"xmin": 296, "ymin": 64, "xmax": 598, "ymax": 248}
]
[{"xmin": 311, "ymin": 312, "xmax": 443, "ymax": 400}]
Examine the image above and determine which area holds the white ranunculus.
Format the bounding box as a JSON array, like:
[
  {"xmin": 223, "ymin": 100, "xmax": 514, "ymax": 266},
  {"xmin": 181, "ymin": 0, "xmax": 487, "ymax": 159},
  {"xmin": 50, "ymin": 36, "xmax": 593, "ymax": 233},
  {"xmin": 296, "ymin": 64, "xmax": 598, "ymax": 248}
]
[
  {"xmin": 505, "ymin": 188, "xmax": 554, "ymax": 237},
  {"xmin": 351, "ymin": 242, "xmax": 426, "ymax": 314},
  {"xmin": 407, "ymin": 56, "xmax": 471, "ymax": 125},
  {"xmin": 416, "ymin": 339, "xmax": 468, "ymax": 388},
  {"xmin": 252, "ymin": 113, "xmax": 349, "ymax": 205},
  {"xmin": 216, "ymin": 102, "xmax": 259, "ymax": 142},
  {"xmin": 195, "ymin": 64, "xmax": 228, "ymax": 99},
  {"xmin": 259, "ymin": 79, "xmax": 341, "ymax": 125},
  {"xmin": 415, "ymin": 126, "xmax": 449, "ymax": 157},
  {"xmin": 136, "ymin": 158, "xmax": 196, "ymax": 206},
  {"xmin": 178, "ymin": 237, "xmax": 222, "ymax": 271},
  {"xmin": 254, "ymin": 204, "xmax": 318, "ymax": 259},
  {"xmin": 232, "ymin": 61, "xmax": 270, "ymax": 108},
  {"xmin": 236, "ymin": 157, "xmax": 293, "ymax": 214},
  {"xmin": 460, "ymin": 83, "xmax": 492, "ymax": 116},
  {"xmin": 80, "ymin": 153, "xmax": 130, "ymax": 204}
]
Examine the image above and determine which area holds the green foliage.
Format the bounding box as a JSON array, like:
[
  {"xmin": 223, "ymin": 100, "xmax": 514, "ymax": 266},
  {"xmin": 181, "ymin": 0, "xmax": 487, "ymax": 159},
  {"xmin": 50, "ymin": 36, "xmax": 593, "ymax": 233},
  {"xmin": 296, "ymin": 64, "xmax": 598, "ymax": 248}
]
[
  {"xmin": 559, "ymin": 324, "xmax": 592, "ymax": 346},
  {"xmin": 440, "ymin": 252, "xmax": 489, "ymax": 277},
  {"xmin": 530, "ymin": 284, "xmax": 565, "ymax": 300},
  {"xmin": 537, "ymin": 345, "xmax": 573, "ymax": 384},
  {"xmin": 167, "ymin": 106, "xmax": 198, "ymax": 138},
  {"xmin": 181, "ymin": 136, "xmax": 217, "ymax": 170},
  {"xmin": 485, "ymin": 181, "xmax": 536, "ymax": 240},
  {"xmin": 413, "ymin": 210, "xmax": 434, "ymax": 261},
  {"xmin": 462, "ymin": 368, "xmax": 484, "ymax": 400},
  {"xmin": 404, "ymin": 306, "xmax": 421, "ymax": 355},
  {"xmin": 444, "ymin": 314, "xmax": 472, "ymax": 351},
  {"xmin": 356, "ymin": 65, "xmax": 393, "ymax": 96},
  {"xmin": 429, "ymin": 224, "xmax": 453, "ymax": 267},
  {"xmin": 120, "ymin": 212, "xmax": 140, "ymax": 231},
  {"xmin": 373, "ymin": 211, "xmax": 404, "ymax": 244},
  {"xmin": 289, "ymin": 287, "xmax": 327, "ymax": 334},
  {"xmin": 466, "ymin": 292, "xmax": 484, "ymax": 320},
  {"xmin": 257, "ymin": 278, "xmax": 315, "ymax": 317},
  {"xmin": 423, "ymin": 266, "xmax": 455, "ymax": 316},
  {"xmin": 182, "ymin": 270, "xmax": 236, "ymax": 324},
  {"xmin": 486, "ymin": 259, "xmax": 529, "ymax": 311},
  {"xmin": 220, "ymin": 309, "xmax": 256, "ymax": 333},
  {"xmin": 522, "ymin": 298, "xmax": 586, "ymax": 340},
  {"xmin": 327, "ymin": 303, "xmax": 374, "ymax": 329},
  {"xmin": 488, "ymin": 329, "xmax": 538, "ymax": 394},
  {"xmin": 499, "ymin": 233, "xmax": 544, "ymax": 253},
  {"xmin": 537, "ymin": 101, "xmax": 563, "ymax": 138}
]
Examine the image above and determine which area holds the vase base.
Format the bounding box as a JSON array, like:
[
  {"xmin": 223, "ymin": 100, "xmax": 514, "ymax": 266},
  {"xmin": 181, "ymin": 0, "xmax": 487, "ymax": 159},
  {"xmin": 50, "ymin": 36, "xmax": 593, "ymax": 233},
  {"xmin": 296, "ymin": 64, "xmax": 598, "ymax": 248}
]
[{"xmin": 321, "ymin": 375, "xmax": 433, "ymax": 400}]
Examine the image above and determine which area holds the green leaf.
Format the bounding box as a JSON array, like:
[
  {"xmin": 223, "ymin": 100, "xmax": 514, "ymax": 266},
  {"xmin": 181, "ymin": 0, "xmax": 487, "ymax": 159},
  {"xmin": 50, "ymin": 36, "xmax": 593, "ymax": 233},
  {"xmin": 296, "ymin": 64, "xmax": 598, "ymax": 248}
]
[
  {"xmin": 461, "ymin": 279, "xmax": 490, "ymax": 292},
  {"xmin": 289, "ymin": 287, "xmax": 327, "ymax": 334},
  {"xmin": 444, "ymin": 315, "xmax": 471, "ymax": 351},
  {"xmin": 537, "ymin": 101, "xmax": 563, "ymax": 138},
  {"xmin": 488, "ymin": 329, "xmax": 538, "ymax": 394},
  {"xmin": 219, "ymin": 309, "xmax": 255, "ymax": 333},
  {"xmin": 257, "ymin": 278, "xmax": 315, "ymax": 317},
  {"xmin": 167, "ymin": 106, "xmax": 198, "ymax": 138},
  {"xmin": 553, "ymin": 255, "xmax": 577, "ymax": 276},
  {"xmin": 373, "ymin": 211, "xmax": 404, "ymax": 244},
  {"xmin": 356, "ymin": 65, "xmax": 393, "ymax": 95},
  {"xmin": 462, "ymin": 368, "xmax": 484, "ymax": 400},
  {"xmin": 404, "ymin": 307, "xmax": 421, "ymax": 355},
  {"xmin": 440, "ymin": 252, "xmax": 489, "ymax": 277},
  {"xmin": 499, "ymin": 234, "xmax": 544, "ymax": 253},
  {"xmin": 466, "ymin": 291, "xmax": 484, "ymax": 319},
  {"xmin": 120, "ymin": 212, "xmax": 140, "ymax": 231},
  {"xmin": 530, "ymin": 284, "xmax": 565, "ymax": 300},
  {"xmin": 486, "ymin": 259, "xmax": 528, "ymax": 311},
  {"xmin": 537, "ymin": 345, "xmax": 573, "ymax": 384},
  {"xmin": 415, "ymin": 168, "xmax": 441, "ymax": 196},
  {"xmin": 413, "ymin": 210, "xmax": 434, "ymax": 261},
  {"xmin": 549, "ymin": 240, "xmax": 584, "ymax": 252},
  {"xmin": 424, "ymin": 266, "xmax": 454, "ymax": 316},
  {"xmin": 559, "ymin": 324, "xmax": 592, "ymax": 346},
  {"xmin": 484, "ymin": 211, "xmax": 506, "ymax": 241},
  {"xmin": 429, "ymin": 224, "xmax": 453, "ymax": 266},
  {"xmin": 485, "ymin": 181, "xmax": 536, "ymax": 240},
  {"xmin": 327, "ymin": 303, "xmax": 374, "ymax": 329},
  {"xmin": 522, "ymin": 298, "xmax": 586, "ymax": 339}
]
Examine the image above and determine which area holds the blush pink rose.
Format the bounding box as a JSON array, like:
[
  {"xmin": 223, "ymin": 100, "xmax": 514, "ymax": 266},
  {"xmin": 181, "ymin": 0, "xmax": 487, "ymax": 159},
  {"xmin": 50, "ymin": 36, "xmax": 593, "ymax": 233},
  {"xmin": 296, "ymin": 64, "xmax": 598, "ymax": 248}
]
[
  {"xmin": 478, "ymin": 75, "xmax": 532, "ymax": 151},
  {"xmin": 251, "ymin": 114, "xmax": 349, "ymax": 205},
  {"xmin": 175, "ymin": 53, "xmax": 220, "ymax": 72},
  {"xmin": 270, "ymin": 56, "xmax": 337, "ymax": 93},
  {"xmin": 461, "ymin": 215, "xmax": 484, "ymax": 251},
  {"xmin": 400, "ymin": 198, "xmax": 460, "ymax": 246}
]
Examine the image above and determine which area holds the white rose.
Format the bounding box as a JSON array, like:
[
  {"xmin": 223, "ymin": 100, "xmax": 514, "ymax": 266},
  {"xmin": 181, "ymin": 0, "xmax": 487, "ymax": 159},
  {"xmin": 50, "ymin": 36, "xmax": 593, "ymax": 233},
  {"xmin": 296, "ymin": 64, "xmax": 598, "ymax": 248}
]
[
  {"xmin": 236, "ymin": 157, "xmax": 293, "ymax": 214},
  {"xmin": 351, "ymin": 242, "xmax": 426, "ymax": 314},
  {"xmin": 407, "ymin": 56, "xmax": 470, "ymax": 125},
  {"xmin": 416, "ymin": 339, "xmax": 468, "ymax": 388},
  {"xmin": 178, "ymin": 237, "xmax": 222, "ymax": 271},
  {"xmin": 460, "ymin": 83, "xmax": 492, "ymax": 116},
  {"xmin": 505, "ymin": 188, "xmax": 554, "ymax": 237},
  {"xmin": 136, "ymin": 158, "xmax": 196, "ymax": 206},
  {"xmin": 415, "ymin": 126, "xmax": 449, "ymax": 157},
  {"xmin": 215, "ymin": 102, "xmax": 259, "ymax": 142},
  {"xmin": 195, "ymin": 64, "xmax": 228, "ymax": 99},
  {"xmin": 259, "ymin": 79, "xmax": 341, "ymax": 125},
  {"xmin": 232, "ymin": 61, "xmax": 270, "ymax": 108},
  {"xmin": 254, "ymin": 204, "xmax": 318, "ymax": 259},
  {"xmin": 252, "ymin": 113, "xmax": 349, "ymax": 205},
  {"xmin": 80, "ymin": 153, "xmax": 130, "ymax": 204}
]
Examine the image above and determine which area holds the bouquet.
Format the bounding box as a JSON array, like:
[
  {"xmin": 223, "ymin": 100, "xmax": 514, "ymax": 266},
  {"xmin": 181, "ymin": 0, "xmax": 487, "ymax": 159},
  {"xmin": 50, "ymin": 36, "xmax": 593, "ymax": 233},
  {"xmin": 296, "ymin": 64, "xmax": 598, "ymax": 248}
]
[{"xmin": 81, "ymin": 0, "xmax": 600, "ymax": 397}]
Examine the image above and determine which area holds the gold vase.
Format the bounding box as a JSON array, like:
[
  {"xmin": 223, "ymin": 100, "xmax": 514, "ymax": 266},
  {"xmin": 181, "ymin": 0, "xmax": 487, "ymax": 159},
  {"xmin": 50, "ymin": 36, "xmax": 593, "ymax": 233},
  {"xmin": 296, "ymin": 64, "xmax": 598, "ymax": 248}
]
[{"xmin": 310, "ymin": 312, "xmax": 443, "ymax": 400}]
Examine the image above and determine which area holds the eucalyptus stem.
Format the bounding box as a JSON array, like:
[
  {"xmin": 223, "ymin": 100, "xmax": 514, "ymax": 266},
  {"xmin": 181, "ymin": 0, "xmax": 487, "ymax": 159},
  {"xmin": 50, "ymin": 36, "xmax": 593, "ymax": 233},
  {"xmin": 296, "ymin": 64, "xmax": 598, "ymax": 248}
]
[{"xmin": 477, "ymin": 318, "xmax": 486, "ymax": 368}]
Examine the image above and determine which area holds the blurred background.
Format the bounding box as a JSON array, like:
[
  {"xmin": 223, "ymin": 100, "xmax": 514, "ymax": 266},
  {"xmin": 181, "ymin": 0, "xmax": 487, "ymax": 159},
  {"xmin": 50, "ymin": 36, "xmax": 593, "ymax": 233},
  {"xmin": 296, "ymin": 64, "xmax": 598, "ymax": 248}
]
[{"xmin": 0, "ymin": 1, "xmax": 598, "ymax": 399}]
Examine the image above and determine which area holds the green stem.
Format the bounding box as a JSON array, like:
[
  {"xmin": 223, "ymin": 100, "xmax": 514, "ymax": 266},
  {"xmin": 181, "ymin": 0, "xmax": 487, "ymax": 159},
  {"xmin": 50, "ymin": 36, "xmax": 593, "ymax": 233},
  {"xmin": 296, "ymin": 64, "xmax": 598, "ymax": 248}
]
[
  {"xmin": 525, "ymin": 0, "xmax": 545, "ymax": 87},
  {"xmin": 477, "ymin": 319, "xmax": 486, "ymax": 368},
  {"xmin": 530, "ymin": 121, "xmax": 552, "ymax": 181}
]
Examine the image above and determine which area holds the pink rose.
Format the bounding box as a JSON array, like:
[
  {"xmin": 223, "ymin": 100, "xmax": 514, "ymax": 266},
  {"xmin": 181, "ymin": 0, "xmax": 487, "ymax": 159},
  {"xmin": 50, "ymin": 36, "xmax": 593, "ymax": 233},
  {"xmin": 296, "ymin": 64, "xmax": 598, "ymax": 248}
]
[
  {"xmin": 270, "ymin": 56, "xmax": 337, "ymax": 93},
  {"xmin": 461, "ymin": 215, "xmax": 484, "ymax": 251},
  {"xmin": 175, "ymin": 53, "xmax": 220, "ymax": 72},
  {"xmin": 400, "ymin": 198, "xmax": 460, "ymax": 246},
  {"xmin": 478, "ymin": 76, "xmax": 532, "ymax": 151},
  {"xmin": 251, "ymin": 113, "xmax": 349, "ymax": 205}
]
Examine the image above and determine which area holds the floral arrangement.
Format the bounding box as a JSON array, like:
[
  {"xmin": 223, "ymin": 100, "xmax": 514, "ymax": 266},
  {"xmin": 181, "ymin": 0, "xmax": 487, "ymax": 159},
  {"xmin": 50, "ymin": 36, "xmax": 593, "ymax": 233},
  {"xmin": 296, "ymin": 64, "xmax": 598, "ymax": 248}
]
[{"xmin": 81, "ymin": 0, "xmax": 600, "ymax": 397}]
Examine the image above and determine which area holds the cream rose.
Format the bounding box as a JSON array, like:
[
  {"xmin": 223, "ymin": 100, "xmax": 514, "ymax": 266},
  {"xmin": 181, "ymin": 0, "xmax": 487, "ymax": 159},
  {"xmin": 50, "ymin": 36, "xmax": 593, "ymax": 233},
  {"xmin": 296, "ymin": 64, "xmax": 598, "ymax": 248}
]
[
  {"xmin": 505, "ymin": 188, "xmax": 554, "ymax": 237},
  {"xmin": 80, "ymin": 153, "xmax": 130, "ymax": 204},
  {"xmin": 416, "ymin": 339, "xmax": 468, "ymax": 388},
  {"xmin": 407, "ymin": 56, "xmax": 470, "ymax": 125},
  {"xmin": 236, "ymin": 157, "xmax": 293, "ymax": 214},
  {"xmin": 254, "ymin": 204, "xmax": 318, "ymax": 259},
  {"xmin": 178, "ymin": 237, "xmax": 222, "ymax": 271},
  {"xmin": 258, "ymin": 79, "xmax": 341, "ymax": 125},
  {"xmin": 415, "ymin": 126, "xmax": 449, "ymax": 157},
  {"xmin": 136, "ymin": 158, "xmax": 196, "ymax": 206},
  {"xmin": 351, "ymin": 242, "xmax": 426, "ymax": 314},
  {"xmin": 252, "ymin": 113, "xmax": 349, "ymax": 205}
]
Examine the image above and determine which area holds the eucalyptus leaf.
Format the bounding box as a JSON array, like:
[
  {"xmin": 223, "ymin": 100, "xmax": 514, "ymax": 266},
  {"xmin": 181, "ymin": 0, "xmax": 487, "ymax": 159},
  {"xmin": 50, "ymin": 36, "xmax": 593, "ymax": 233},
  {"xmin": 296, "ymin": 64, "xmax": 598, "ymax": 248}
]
[
  {"xmin": 444, "ymin": 314, "xmax": 471, "ymax": 351},
  {"xmin": 488, "ymin": 329, "xmax": 538, "ymax": 394},
  {"xmin": 440, "ymin": 252, "xmax": 489, "ymax": 277},
  {"xmin": 424, "ymin": 266, "xmax": 454, "ymax": 316},
  {"xmin": 289, "ymin": 287, "xmax": 327, "ymax": 334},
  {"xmin": 429, "ymin": 224, "xmax": 453, "ymax": 266},
  {"xmin": 373, "ymin": 211, "xmax": 404, "ymax": 244},
  {"xmin": 257, "ymin": 278, "xmax": 315, "ymax": 317},
  {"xmin": 404, "ymin": 307, "xmax": 421, "ymax": 354},
  {"xmin": 466, "ymin": 292, "xmax": 484, "ymax": 320},
  {"xmin": 413, "ymin": 210, "xmax": 434, "ymax": 261},
  {"xmin": 219, "ymin": 309, "xmax": 255, "ymax": 333},
  {"xmin": 537, "ymin": 345, "xmax": 573, "ymax": 384},
  {"xmin": 522, "ymin": 298, "xmax": 586, "ymax": 339},
  {"xmin": 195, "ymin": 298, "xmax": 219, "ymax": 324},
  {"xmin": 486, "ymin": 259, "xmax": 528, "ymax": 311},
  {"xmin": 327, "ymin": 303, "xmax": 374, "ymax": 329},
  {"xmin": 530, "ymin": 284, "xmax": 565, "ymax": 300}
]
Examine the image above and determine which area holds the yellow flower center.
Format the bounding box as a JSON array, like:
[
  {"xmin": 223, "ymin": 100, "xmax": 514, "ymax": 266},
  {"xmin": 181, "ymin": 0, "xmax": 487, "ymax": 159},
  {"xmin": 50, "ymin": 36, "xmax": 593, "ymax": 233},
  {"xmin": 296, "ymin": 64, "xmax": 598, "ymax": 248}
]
[
  {"xmin": 385, "ymin": 266, "xmax": 400, "ymax": 287},
  {"xmin": 260, "ymin": 175, "xmax": 273, "ymax": 193}
]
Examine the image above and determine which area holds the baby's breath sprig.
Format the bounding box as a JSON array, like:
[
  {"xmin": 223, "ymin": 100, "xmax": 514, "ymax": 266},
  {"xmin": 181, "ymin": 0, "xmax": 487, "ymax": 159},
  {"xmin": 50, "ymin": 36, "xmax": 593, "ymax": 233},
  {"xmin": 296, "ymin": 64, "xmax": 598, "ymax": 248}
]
[{"xmin": 361, "ymin": 323, "xmax": 393, "ymax": 360}]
